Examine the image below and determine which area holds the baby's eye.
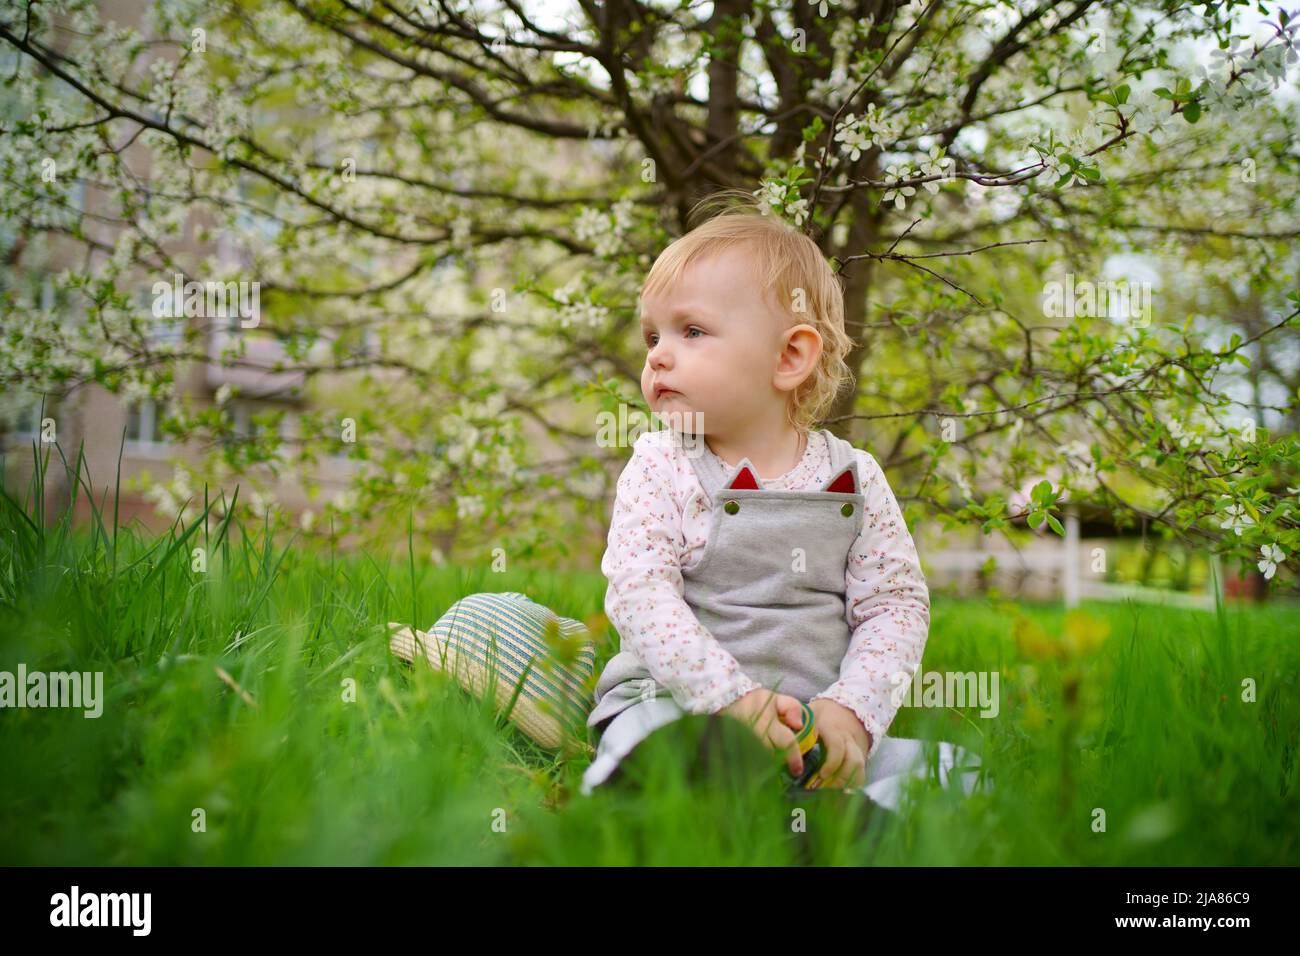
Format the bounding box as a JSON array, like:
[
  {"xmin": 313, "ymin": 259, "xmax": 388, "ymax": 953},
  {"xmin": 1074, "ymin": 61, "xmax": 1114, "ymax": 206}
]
[{"xmin": 645, "ymin": 327, "xmax": 704, "ymax": 347}]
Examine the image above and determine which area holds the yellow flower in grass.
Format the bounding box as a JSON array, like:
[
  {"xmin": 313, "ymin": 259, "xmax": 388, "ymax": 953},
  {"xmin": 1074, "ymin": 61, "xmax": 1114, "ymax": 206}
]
[
  {"xmin": 1021, "ymin": 700, "xmax": 1049, "ymax": 732},
  {"xmin": 1013, "ymin": 611, "xmax": 1110, "ymax": 660},
  {"xmin": 1014, "ymin": 615, "xmax": 1057, "ymax": 660},
  {"xmin": 1062, "ymin": 610, "xmax": 1110, "ymax": 657}
]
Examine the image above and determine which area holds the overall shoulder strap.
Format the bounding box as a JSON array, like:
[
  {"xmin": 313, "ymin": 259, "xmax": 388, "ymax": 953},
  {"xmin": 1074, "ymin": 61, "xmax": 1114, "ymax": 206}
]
[
  {"xmin": 823, "ymin": 429, "xmax": 851, "ymax": 470},
  {"xmin": 819, "ymin": 429, "xmax": 863, "ymax": 494},
  {"xmin": 680, "ymin": 433, "xmax": 734, "ymax": 504}
]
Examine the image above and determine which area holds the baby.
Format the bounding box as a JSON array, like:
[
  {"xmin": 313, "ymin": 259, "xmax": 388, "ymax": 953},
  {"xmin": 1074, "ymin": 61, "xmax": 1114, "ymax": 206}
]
[{"xmin": 580, "ymin": 196, "xmax": 938, "ymax": 801}]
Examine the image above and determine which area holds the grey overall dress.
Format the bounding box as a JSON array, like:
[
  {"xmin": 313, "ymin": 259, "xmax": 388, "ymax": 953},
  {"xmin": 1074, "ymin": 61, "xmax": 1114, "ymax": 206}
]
[{"xmin": 579, "ymin": 429, "xmax": 985, "ymax": 806}]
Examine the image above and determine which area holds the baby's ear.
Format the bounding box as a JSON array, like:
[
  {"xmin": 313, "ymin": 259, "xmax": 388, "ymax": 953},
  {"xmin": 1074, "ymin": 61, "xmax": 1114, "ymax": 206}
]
[{"xmin": 823, "ymin": 463, "xmax": 859, "ymax": 494}]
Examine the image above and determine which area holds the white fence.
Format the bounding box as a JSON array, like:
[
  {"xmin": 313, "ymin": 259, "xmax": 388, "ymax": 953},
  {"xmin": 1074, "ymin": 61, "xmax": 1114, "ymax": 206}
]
[{"xmin": 919, "ymin": 508, "xmax": 1225, "ymax": 611}]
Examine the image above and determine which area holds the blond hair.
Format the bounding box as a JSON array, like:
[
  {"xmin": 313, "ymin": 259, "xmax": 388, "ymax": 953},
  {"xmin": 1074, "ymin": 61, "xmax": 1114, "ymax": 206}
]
[{"xmin": 640, "ymin": 189, "xmax": 854, "ymax": 433}]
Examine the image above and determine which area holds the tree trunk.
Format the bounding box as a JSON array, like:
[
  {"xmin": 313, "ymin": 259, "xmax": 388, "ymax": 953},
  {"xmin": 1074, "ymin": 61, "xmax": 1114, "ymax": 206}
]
[
  {"xmin": 704, "ymin": 0, "xmax": 746, "ymax": 185},
  {"xmin": 825, "ymin": 170, "xmax": 884, "ymax": 445}
]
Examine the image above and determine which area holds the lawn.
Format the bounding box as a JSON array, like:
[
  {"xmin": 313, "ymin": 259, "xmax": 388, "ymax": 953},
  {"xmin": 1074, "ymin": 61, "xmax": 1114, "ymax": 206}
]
[{"xmin": 2, "ymin": 455, "xmax": 1297, "ymax": 865}]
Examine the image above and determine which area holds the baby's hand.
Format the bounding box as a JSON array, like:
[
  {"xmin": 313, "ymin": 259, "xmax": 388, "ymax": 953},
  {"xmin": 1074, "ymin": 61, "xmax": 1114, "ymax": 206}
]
[
  {"xmin": 806, "ymin": 699, "xmax": 873, "ymax": 790},
  {"xmin": 719, "ymin": 688, "xmax": 806, "ymax": 776}
]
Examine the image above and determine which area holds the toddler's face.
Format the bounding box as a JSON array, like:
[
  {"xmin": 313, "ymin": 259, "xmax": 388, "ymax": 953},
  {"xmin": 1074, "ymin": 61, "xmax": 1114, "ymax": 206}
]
[{"xmin": 639, "ymin": 246, "xmax": 790, "ymax": 437}]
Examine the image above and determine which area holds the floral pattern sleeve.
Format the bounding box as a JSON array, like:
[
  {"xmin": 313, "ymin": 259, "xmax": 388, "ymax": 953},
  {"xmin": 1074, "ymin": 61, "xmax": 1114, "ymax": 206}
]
[
  {"xmin": 600, "ymin": 432, "xmax": 763, "ymax": 715},
  {"xmin": 810, "ymin": 450, "xmax": 930, "ymax": 760}
]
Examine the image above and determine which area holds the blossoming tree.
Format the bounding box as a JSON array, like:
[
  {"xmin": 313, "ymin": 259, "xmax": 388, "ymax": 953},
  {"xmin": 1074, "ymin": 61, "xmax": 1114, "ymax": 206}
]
[{"xmin": 0, "ymin": 0, "xmax": 1296, "ymax": 589}]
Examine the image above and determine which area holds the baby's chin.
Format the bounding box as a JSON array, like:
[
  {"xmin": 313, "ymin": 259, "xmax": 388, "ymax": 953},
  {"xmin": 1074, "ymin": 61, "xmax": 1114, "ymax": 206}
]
[
  {"xmin": 650, "ymin": 406, "xmax": 704, "ymax": 435},
  {"xmin": 648, "ymin": 390, "xmax": 682, "ymax": 409}
]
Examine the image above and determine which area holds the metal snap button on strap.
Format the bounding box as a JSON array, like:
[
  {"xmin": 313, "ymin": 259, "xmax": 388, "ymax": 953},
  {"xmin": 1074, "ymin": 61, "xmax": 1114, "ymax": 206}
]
[
  {"xmin": 841, "ymin": 502, "xmax": 854, "ymax": 517},
  {"xmin": 724, "ymin": 500, "xmax": 740, "ymax": 514}
]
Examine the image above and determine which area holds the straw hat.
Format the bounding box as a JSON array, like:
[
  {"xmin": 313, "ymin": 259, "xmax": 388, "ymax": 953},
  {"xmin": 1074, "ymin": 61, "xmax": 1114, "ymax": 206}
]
[{"xmin": 389, "ymin": 592, "xmax": 598, "ymax": 755}]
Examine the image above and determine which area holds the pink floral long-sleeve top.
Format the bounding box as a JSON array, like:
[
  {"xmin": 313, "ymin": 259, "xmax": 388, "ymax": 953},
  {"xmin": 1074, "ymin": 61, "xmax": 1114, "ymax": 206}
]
[{"xmin": 600, "ymin": 427, "xmax": 930, "ymax": 759}]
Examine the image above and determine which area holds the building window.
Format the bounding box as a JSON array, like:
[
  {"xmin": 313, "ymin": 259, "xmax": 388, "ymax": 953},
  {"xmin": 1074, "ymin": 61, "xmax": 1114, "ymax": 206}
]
[
  {"xmin": 233, "ymin": 171, "xmax": 283, "ymax": 242},
  {"xmin": 137, "ymin": 288, "xmax": 186, "ymax": 346},
  {"xmin": 125, "ymin": 399, "xmax": 167, "ymax": 451},
  {"xmin": 230, "ymin": 401, "xmax": 272, "ymax": 440},
  {"xmin": 69, "ymin": 179, "xmax": 87, "ymax": 215},
  {"xmin": 225, "ymin": 401, "xmax": 291, "ymax": 453},
  {"xmin": 3, "ymin": 397, "xmax": 45, "ymax": 442},
  {"xmin": 150, "ymin": 316, "xmax": 185, "ymax": 349}
]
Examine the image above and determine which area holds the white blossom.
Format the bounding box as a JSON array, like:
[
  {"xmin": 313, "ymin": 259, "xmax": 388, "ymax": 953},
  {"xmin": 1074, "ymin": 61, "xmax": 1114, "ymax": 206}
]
[
  {"xmin": 1258, "ymin": 542, "xmax": 1285, "ymax": 579},
  {"xmin": 918, "ymin": 146, "xmax": 954, "ymax": 193},
  {"xmin": 451, "ymin": 213, "xmax": 473, "ymax": 249},
  {"xmin": 551, "ymin": 278, "xmax": 611, "ymax": 329},
  {"xmin": 1208, "ymin": 40, "xmax": 1248, "ymax": 74},
  {"xmin": 573, "ymin": 198, "xmax": 635, "ymax": 257},
  {"xmin": 494, "ymin": 444, "xmax": 518, "ymax": 482},
  {"xmin": 1219, "ymin": 500, "xmax": 1254, "ymax": 536},
  {"xmin": 881, "ymin": 163, "xmax": 916, "ymax": 209},
  {"xmin": 753, "ymin": 180, "xmax": 809, "ymax": 227},
  {"xmin": 834, "ymin": 113, "xmax": 872, "ymax": 162},
  {"xmin": 456, "ymin": 494, "xmax": 485, "ymax": 520},
  {"xmin": 1040, "ymin": 144, "xmax": 1069, "ymax": 183},
  {"xmin": 1167, "ymin": 418, "xmax": 1202, "ymax": 449},
  {"xmin": 1060, "ymin": 440, "xmax": 1100, "ymax": 493}
]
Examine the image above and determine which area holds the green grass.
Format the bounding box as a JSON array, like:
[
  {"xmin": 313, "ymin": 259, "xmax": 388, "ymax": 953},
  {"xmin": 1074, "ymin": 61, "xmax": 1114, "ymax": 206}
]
[{"xmin": 1, "ymin": 446, "xmax": 1297, "ymax": 865}]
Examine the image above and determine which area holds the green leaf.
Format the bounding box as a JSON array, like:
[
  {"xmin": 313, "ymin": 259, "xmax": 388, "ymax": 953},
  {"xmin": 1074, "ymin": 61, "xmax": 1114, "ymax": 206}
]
[
  {"xmin": 1046, "ymin": 513, "xmax": 1064, "ymax": 536},
  {"xmin": 1032, "ymin": 479, "xmax": 1055, "ymax": 504},
  {"xmin": 1183, "ymin": 101, "xmax": 1201, "ymax": 123}
]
